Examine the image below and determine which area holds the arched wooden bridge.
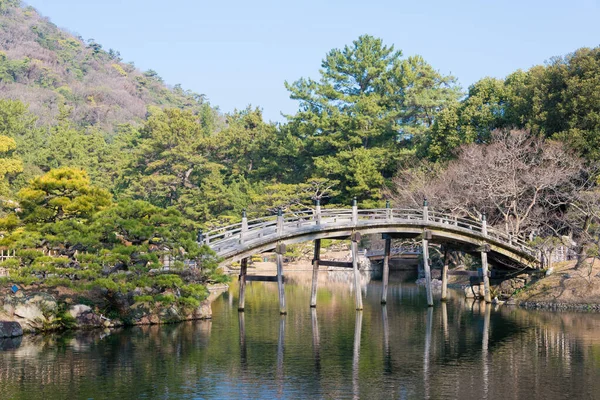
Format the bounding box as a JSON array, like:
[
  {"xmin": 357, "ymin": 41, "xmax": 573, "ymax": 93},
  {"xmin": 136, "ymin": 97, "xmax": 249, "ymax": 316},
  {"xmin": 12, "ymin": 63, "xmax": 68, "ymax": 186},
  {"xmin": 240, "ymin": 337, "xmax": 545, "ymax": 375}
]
[{"xmin": 201, "ymin": 202, "xmax": 540, "ymax": 312}]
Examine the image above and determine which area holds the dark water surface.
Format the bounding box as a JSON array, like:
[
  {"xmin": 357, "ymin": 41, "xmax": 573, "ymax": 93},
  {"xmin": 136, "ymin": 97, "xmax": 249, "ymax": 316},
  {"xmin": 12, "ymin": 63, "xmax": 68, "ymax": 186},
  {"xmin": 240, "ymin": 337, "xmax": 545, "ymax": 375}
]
[{"xmin": 2, "ymin": 271, "xmax": 600, "ymax": 399}]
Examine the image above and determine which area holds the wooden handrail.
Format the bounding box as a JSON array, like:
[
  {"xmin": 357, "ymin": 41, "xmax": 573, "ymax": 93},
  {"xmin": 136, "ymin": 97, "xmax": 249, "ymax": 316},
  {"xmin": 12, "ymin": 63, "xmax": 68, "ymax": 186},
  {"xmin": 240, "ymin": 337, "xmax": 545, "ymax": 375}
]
[{"xmin": 202, "ymin": 208, "xmax": 538, "ymax": 261}]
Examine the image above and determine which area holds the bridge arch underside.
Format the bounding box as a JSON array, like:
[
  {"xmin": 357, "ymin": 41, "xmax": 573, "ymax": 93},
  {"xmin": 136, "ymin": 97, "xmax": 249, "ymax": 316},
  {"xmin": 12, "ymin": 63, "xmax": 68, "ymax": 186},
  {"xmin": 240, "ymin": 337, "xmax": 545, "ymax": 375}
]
[{"xmin": 217, "ymin": 223, "xmax": 539, "ymax": 271}]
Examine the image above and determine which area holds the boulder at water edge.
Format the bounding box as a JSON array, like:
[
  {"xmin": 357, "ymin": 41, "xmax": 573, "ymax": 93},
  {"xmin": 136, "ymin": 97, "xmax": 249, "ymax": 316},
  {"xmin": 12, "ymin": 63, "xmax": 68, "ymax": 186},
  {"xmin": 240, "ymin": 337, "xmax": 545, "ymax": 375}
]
[
  {"xmin": 0, "ymin": 321, "xmax": 23, "ymax": 338},
  {"xmin": 2, "ymin": 292, "xmax": 58, "ymax": 332}
]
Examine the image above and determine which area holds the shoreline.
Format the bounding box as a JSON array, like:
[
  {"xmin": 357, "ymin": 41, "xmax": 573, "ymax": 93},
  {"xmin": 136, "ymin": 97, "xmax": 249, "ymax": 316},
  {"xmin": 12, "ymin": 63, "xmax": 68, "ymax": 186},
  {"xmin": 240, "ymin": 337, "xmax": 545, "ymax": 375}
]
[
  {"xmin": 6, "ymin": 258, "xmax": 600, "ymax": 338},
  {"xmin": 518, "ymin": 301, "xmax": 600, "ymax": 312},
  {"xmin": 0, "ymin": 283, "xmax": 229, "ymax": 338}
]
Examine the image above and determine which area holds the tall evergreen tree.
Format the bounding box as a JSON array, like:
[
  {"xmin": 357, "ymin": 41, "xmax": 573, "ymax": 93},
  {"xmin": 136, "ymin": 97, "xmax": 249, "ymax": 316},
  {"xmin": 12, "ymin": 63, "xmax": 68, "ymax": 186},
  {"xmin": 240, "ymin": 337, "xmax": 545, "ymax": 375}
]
[
  {"xmin": 0, "ymin": 134, "xmax": 22, "ymax": 196},
  {"xmin": 286, "ymin": 35, "xmax": 460, "ymax": 203},
  {"xmin": 123, "ymin": 107, "xmax": 215, "ymax": 220}
]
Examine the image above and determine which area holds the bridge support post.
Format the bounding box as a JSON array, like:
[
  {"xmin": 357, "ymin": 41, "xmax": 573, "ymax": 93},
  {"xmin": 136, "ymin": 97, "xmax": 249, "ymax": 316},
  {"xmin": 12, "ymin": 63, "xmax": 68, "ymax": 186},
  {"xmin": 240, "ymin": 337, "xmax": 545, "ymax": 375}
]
[
  {"xmin": 238, "ymin": 257, "xmax": 248, "ymax": 312},
  {"xmin": 481, "ymin": 248, "xmax": 492, "ymax": 303},
  {"xmin": 351, "ymin": 232, "xmax": 363, "ymax": 311},
  {"xmin": 381, "ymin": 234, "xmax": 391, "ymax": 304},
  {"xmin": 310, "ymin": 239, "xmax": 321, "ymax": 307},
  {"xmin": 276, "ymin": 243, "xmax": 287, "ymax": 314},
  {"xmin": 441, "ymin": 246, "xmax": 449, "ymax": 302},
  {"xmin": 480, "ymin": 214, "xmax": 492, "ymax": 303},
  {"xmin": 422, "ymin": 231, "xmax": 434, "ymax": 307},
  {"xmin": 352, "ymin": 197, "xmax": 358, "ymax": 225}
]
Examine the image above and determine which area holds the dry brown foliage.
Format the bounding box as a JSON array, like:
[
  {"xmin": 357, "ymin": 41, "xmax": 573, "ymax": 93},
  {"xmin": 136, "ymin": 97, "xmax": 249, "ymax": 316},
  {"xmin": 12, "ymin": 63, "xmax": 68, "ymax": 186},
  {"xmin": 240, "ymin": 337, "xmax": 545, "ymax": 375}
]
[{"xmin": 390, "ymin": 129, "xmax": 586, "ymax": 239}]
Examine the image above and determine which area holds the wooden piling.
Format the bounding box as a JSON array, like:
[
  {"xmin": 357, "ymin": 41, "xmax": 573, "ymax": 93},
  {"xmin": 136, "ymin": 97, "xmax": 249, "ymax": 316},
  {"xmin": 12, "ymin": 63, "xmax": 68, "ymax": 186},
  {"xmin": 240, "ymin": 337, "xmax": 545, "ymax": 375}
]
[
  {"xmin": 441, "ymin": 246, "xmax": 449, "ymax": 302},
  {"xmin": 351, "ymin": 232, "xmax": 363, "ymax": 311},
  {"xmin": 481, "ymin": 250, "xmax": 492, "ymax": 303},
  {"xmin": 381, "ymin": 235, "xmax": 391, "ymax": 304},
  {"xmin": 310, "ymin": 239, "xmax": 321, "ymax": 308},
  {"xmin": 276, "ymin": 243, "xmax": 287, "ymax": 314},
  {"xmin": 238, "ymin": 257, "xmax": 248, "ymax": 312},
  {"xmin": 422, "ymin": 236, "xmax": 434, "ymax": 307},
  {"xmin": 480, "ymin": 214, "xmax": 492, "ymax": 303}
]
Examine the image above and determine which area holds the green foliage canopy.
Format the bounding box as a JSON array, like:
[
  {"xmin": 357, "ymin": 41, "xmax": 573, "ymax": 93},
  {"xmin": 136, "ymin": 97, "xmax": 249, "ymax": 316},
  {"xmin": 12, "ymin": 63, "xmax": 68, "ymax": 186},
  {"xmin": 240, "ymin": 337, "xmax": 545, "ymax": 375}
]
[
  {"xmin": 286, "ymin": 34, "xmax": 460, "ymax": 202},
  {"xmin": 18, "ymin": 167, "xmax": 111, "ymax": 224}
]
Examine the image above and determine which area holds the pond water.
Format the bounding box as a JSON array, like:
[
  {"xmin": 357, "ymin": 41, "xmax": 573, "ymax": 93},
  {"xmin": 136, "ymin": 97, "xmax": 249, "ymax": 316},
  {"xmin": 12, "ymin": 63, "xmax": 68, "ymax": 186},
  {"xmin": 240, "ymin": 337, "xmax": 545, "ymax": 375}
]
[{"xmin": 2, "ymin": 271, "xmax": 600, "ymax": 399}]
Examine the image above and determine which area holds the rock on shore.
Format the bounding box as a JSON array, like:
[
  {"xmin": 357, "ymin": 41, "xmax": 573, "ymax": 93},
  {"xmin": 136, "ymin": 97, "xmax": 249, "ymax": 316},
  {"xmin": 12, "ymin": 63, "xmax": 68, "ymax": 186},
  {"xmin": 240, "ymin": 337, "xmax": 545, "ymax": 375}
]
[
  {"xmin": 0, "ymin": 284, "xmax": 227, "ymax": 334},
  {"xmin": 0, "ymin": 321, "xmax": 23, "ymax": 338},
  {"xmin": 2, "ymin": 292, "xmax": 58, "ymax": 332}
]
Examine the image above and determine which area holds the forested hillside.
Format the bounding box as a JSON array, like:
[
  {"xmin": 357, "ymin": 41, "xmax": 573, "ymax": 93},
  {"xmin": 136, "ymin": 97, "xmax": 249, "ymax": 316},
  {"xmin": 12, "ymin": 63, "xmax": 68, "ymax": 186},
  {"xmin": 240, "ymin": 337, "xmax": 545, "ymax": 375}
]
[
  {"xmin": 0, "ymin": 0, "xmax": 217, "ymax": 131},
  {"xmin": 0, "ymin": 0, "xmax": 599, "ymax": 320}
]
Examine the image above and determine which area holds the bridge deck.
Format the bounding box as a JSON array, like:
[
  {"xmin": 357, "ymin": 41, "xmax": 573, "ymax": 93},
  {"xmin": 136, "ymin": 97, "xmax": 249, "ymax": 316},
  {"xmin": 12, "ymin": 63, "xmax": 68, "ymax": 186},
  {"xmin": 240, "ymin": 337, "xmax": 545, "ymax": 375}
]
[{"xmin": 202, "ymin": 208, "xmax": 539, "ymax": 268}]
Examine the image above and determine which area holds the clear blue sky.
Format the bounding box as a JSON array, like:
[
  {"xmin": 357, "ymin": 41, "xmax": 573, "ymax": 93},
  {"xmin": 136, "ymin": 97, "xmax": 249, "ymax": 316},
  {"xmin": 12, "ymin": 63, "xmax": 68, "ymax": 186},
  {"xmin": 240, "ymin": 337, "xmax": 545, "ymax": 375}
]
[{"xmin": 26, "ymin": 0, "xmax": 600, "ymax": 123}]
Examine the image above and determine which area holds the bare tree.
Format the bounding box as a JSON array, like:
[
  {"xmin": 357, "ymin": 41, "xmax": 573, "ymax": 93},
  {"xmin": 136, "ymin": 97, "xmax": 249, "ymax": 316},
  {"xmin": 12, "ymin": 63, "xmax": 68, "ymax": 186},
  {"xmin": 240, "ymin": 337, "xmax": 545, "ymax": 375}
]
[
  {"xmin": 561, "ymin": 188, "xmax": 600, "ymax": 269},
  {"xmin": 390, "ymin": 130, "xmax": 585, "ymax": 240},
  {"xmin": 387, "ymin": 161, "xmax": 441, "ymax": 209}
]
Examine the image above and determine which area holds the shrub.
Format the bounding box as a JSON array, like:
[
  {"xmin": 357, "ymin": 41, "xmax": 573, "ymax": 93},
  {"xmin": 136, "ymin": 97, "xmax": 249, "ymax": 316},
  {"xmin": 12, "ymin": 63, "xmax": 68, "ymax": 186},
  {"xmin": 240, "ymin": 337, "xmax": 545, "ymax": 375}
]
[
  {"xmin": 92, "ymin": 277, "xmax": 119, "ymax": 292},
  {"xmin": 0, "ymin": 258, "xmax": 20, "ymax": 269},
  {"xmin": 16, "ymin": 249, "xmax": 44, "ymax": 264},
  {"xmin": 181, "ymin": 283, "xmax": 208, "ymax": 300},
  {"xmin": 155, "ymin": 293, "xmax": 175, "ymax": 305},
  {"xmin": 111, "ymin": 63, "xmax": 127, "ymax": 77},
  {"xmin": 154, "ymin": 274, "xmax": 183, "ymax": 289},
  {"xmin": 208, "ymin": 272, "xmax": 230, "ymax": 284},
  {"xmin": 178, "ymin": 296, "xmax": 200, "ymax": 309},
  {"xmin": 44, "ymin": 277, "xmax": 72, "ymax": 287},
  {"xmin": 133, "ymin": 295, "xmax": 154, "ymax": 303}
]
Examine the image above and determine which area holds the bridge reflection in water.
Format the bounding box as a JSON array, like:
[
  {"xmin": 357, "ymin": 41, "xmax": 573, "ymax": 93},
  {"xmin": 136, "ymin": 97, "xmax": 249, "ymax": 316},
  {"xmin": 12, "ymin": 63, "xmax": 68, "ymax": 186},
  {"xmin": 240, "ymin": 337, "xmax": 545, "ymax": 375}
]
[
  {"xmin": 235, "ymin": 281, "xmax": 495, "ymax": 400},
  {"xmin": 3, "ymin": 275, "xmax": 600, "ymax": 399}
]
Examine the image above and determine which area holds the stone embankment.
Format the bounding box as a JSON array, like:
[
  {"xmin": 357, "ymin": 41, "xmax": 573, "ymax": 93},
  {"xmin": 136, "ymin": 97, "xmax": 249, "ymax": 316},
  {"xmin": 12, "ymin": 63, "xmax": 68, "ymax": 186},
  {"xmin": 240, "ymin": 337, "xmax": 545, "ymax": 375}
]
[
  {"xmin": 457, "ymin": 259, "xmax": 600, "ymax": 311},
  {"xmin": 518, "ymin": 302, "xmax": 600, "ymax": 311},
  {"xmin": 511, "ymin": 260, "xmax": 600, "ymax": 310},
  {"xmin": 0, "ymin": 284, "xmax": 228, "ymax": 336}
]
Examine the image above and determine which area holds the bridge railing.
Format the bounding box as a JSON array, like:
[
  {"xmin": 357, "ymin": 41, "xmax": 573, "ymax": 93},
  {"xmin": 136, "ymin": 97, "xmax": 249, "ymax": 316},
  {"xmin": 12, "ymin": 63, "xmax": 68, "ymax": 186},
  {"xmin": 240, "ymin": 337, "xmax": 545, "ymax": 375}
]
[
  {"xmin": 202, "ymin": 207, "xmax": 537, "ymax": 259},
  {"xmin": 390, "ymin": 209, "xmax": 424, "ymax": 221},
  {"xmin": 427, "ymin": 211, "xmax": 532, "ymax": 254},
  {"xmin": 203, "ymin": 214, "xmax": 275, "ymax": 244},
  {"xmin": 428, "ymin": 211, "xmax": 483, "ymax": 230}
]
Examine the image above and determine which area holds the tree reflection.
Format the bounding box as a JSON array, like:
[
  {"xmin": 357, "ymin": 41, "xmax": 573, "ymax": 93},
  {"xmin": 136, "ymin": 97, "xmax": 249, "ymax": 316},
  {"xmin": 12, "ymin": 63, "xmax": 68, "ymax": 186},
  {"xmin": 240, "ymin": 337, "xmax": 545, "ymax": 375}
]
[{"xmin": 3, "ymin": 273, "xmax": 600, "ymax": 399}]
